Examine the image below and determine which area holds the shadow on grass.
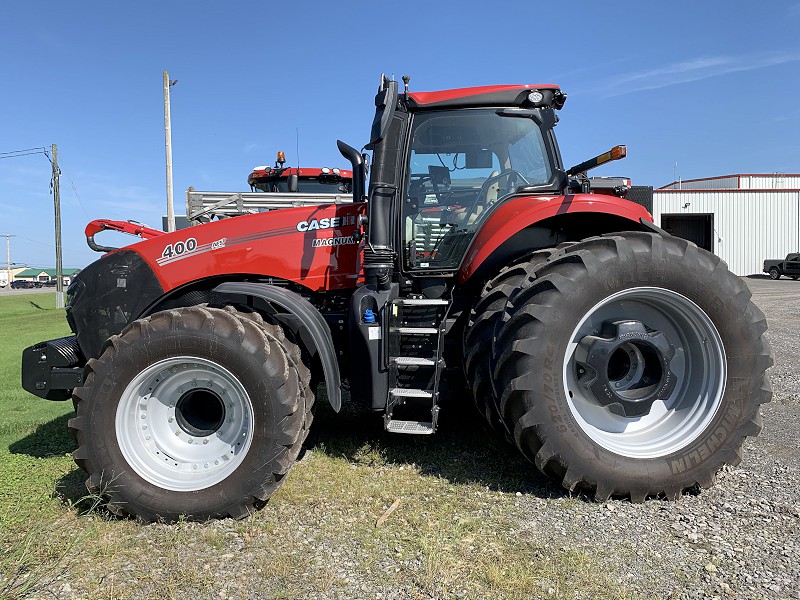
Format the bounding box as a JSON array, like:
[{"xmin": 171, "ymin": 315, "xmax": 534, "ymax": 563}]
[
  {"xmin": 7, "ymin": 412, "xmax": 101, "ymax": 513},
  {"xmin": 305, "ymin": 390, "xmax": 566, "ymax": 500},
  {"xmin": 54, "ymin": 468, "xmax": 97, "ymax": 513},
  {"xmin": 8, "ymin": 412, "xmax": 75, "ymax": 458},
  {"xmin": 29, "ymin": 301, "xmax": 47, "ymax": 310}
]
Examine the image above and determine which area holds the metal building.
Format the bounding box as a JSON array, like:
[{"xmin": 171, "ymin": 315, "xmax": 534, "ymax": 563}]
[{"xmin": 653, "ymin": 174, "xmax": 800, "ymax": 276}]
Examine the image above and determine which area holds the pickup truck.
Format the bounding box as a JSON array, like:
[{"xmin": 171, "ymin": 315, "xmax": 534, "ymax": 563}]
[{"xmin": 763, "ymin": 253, "xmax": 800, "ymax": 279}]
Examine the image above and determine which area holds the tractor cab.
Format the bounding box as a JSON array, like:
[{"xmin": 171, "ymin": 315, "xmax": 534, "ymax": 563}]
[{"xmin": 399, "ymin": 104, "xmax": 562, "ymax": 271}]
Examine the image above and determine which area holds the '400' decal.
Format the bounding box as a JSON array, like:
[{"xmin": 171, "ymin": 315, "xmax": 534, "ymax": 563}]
[{"xmin": 161, "ymin": 238, "xmax": 197, "ymax": 259}]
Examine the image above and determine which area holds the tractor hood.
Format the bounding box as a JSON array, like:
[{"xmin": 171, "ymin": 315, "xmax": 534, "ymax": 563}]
[{"xmin": 71, "ymin": 203, "xmax": 365, "ymax": 358}]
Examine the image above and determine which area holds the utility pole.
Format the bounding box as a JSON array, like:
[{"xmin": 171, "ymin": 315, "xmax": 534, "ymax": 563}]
[
  {"xmin": 51, "ymin": 144, "xmax": 64, "ymax": 308},
  {"xmin": 163, "ymin": 72, "xmax": 177, "ymax": 232},
  {"xmin": 4, "ymin": 234, "xmax": 14, "ymax": 288}
]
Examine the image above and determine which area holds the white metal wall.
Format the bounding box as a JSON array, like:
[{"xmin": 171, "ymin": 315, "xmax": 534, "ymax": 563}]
[
  {"xmin": 653, "ymin": 190, "xmax": 800, "ymax": 276},
  {"xmin": 739, "ymin": 175, "xmax": 800, "ymax": 189}
]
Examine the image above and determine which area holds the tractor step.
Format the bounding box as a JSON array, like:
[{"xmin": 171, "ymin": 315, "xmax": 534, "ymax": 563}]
[
  {"xmin": 392, "ymin": 356, "xmax": 436, "ymax": 366},
  {"xmin": 385, "ymin": 296, "xmax": 451, "ymax": 436},
  {"xmin": 385, "ymin": 419, "xmax": 435, "ymax": 435},
  {"xmin": 393, "ymin": 298, "xmax": 449, "ymax": 306},
  {"xmin": 390, "ymin": 387, "xmax": 433, "ymax": 398},
  {"xmin": 391, "ymin": 326, "xmax": 439, "ymax": 334}
]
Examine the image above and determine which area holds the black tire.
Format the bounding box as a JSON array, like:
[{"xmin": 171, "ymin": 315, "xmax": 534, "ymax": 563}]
[
  {"xmin": 792, "ymin": 276, "xmax": 799, "ymax": 281},
  {"xmin": 769, "ymin": 267, "xmax": 780, "ymax": 280},
  {"xmin": 463, "ymin": 248, "xmax": 562, "ymax": 431},
  {"xmin": 69, "ymin": 306, "xmax": 308, "ymax": 522},
  {"xmin": 218, "ymin": 304, "xmax": 315, "ymax": 460},
  {"xmin": 493, "ymin": 232, "xmax": 772, "ymax": 501}
]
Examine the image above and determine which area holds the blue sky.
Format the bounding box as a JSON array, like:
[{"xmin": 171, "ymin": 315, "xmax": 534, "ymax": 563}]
[{"xmin": 1, "ymin": 1, "xmax": 799, "ymax": 269}]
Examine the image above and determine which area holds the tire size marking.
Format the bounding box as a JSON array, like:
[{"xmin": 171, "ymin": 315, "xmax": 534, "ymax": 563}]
[{"xmin": 161, "ymin": 238, "xmax": 197, "ymax": 260}]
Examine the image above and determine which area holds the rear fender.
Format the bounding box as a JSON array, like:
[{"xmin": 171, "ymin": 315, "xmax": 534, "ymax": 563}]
[
  {"xmin": 212, "ymin": 282, "xmax": 342, "ymax": 411},
  {"xmin": 459, "ymin": 194, "xmax": 652, "ymax": 284}
]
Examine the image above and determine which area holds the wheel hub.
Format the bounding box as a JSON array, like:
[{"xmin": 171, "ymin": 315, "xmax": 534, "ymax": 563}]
[
  {"xmin": 175, "ymin": 389, "xmax": 226, "ymax": 437},
  {"xmin": 577, "ymin": 320, "xmax": 676, "ymax": 417}
]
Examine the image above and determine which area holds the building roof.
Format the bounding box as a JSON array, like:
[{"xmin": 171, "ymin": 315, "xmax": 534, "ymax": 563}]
[{"xmin": 15, "ymin": 268, "xmax": 81, "ymax": 278}]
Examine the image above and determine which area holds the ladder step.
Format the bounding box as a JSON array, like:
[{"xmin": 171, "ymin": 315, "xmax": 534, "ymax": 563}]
[
  {"xmin": 392, "ymin": 357, "xmax": 436, "ymax": 366},
  {"xmin": 391, "ymin": 327, "xmax": 439, "ymax": 334},
  {"xmin": 390, "ymin": 388, "xmax": 433, "ymax": 398},
  {"xmin": 385, "ymin": 420, "xmax": 435, "ymax": 435},
  {"xmin": 393, "ymin": 298, "xmax": 449, "ymax": 306}
]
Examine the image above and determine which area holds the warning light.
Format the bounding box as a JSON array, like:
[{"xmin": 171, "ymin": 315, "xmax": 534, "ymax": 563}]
[
  {"xmin": 610, "ymin": 146, "xmax": 627, "ymax": 160},
  {"xmin": 528, "ymin": 91, "xmax": 544, "ymax": 103}
]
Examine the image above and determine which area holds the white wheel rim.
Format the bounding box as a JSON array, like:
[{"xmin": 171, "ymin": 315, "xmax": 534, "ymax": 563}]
[
  {"xmin": 564, "ymin": 287, "xmax": 727, "ymax": 459},
  {"xmin": 115, "ymin": 356, "xmax": 254, "ymax": 491}
]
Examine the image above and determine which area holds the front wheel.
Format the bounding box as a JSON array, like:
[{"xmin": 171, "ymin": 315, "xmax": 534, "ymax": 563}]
[
  {"xmin": 69, "ymin": 306, "xmax": 309, "ymax": 522},
  {"xmin": 493, "ymin": 232, "xmax": 772, "ymax": 501}
]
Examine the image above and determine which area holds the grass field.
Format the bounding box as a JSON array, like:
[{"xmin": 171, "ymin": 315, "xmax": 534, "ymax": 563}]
[{"xmin": 0, "ymin": 293, "xmax": 640, "ymax": 599}]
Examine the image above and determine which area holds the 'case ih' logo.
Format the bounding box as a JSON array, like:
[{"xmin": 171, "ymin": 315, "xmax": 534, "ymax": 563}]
[{"xmin": 296, "ymin": 215, "xmax": 358, "ymax": 232}]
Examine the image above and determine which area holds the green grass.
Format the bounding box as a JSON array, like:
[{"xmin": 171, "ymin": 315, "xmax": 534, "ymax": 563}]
[
  {"xmin": 0, "ymin": 293, "xmax": 90, "ymax": 599},
  {"xmin": 0, "ymin": 293, "xmax": 73, "ymax": 448},
  {"xmin": 0, "ymin": 294, "xmax": 642, "ymax": 600}
]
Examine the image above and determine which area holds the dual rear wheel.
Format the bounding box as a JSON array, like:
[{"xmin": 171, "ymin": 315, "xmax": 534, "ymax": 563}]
[{"xmin": 465, "ymin": 232, "xmax": 772, "ymax": 500}]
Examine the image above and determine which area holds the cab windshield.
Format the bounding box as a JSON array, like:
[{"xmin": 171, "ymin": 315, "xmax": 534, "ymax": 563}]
[{"xmin": 402, "ymin": 108, "xmax": 553, "ymax": 270}]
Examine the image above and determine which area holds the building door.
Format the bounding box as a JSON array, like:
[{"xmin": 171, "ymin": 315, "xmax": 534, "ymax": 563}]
[{"xmin": 660, "ymin": 213, "xmax": 714, "ymax": 253}]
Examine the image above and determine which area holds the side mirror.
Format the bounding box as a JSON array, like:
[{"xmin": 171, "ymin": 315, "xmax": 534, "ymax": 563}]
[{"xmin": 287, "ymin": 174, "xmax": 299, "ymax": 193}]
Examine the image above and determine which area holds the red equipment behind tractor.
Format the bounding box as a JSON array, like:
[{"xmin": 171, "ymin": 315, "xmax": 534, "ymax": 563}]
[
  {"xmin": 23, "ymin": 75, "xmax": 771, "ymax": 522},
  {"xmin": 247, "ymin": 150, "xmax": 352, "ymax": 195}
]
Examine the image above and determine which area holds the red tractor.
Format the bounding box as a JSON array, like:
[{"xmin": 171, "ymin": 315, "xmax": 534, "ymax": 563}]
[
  {"xmin": 23, "ymin": 76, "xmax": 771, "ymax": 522},
  {"xmin": 247, "ymin": 150, "xmax": 352, "ymax": 195}
]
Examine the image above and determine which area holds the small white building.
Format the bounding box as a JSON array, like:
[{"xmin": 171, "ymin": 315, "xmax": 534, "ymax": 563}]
[{"xmin": 653, "ymin": 174, "xmax": 800, "ymax": 276}]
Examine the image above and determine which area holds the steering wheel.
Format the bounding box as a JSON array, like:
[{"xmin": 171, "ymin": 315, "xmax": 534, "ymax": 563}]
[{"xmin": 460, "ymin": 169, "xmax": 530, "ymax": 225}]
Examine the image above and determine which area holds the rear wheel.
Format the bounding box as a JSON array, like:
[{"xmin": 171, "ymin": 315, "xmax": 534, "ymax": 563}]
[
  {"xmin": 69, "ymin": 306, "xmax": 308, "ymax": 521},
  {"xmin": 494, "ymin": 232, "xmax": 772, "ymax": 501},
  {"xmin": 769, "ymin": 267, "xmax": 780, "ymax": 280},
  {"xmin": 463, "ymin": 249, "xmax": 561, "ymax": 431}
]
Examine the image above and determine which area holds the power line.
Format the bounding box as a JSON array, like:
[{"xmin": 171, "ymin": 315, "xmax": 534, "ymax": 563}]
[
  {"xmin": 15, "ymin": 234, "xmax": 55, "ymax": 248},
  {"xmin": 0, "ymin": 147, "xmax": 46, "ymax": 157},
  {"xmin": 54, "ymin": 152, "xmax": 90, "ymax": 219},
  {"xmin": 0, "ymin": 149, "xmax": 47, "ymax": 160}
]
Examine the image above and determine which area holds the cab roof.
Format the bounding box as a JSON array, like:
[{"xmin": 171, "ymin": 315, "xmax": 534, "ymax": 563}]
[{"xmin": 407, "ymin": 84, "xmax": 562, "ymax": 109}]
